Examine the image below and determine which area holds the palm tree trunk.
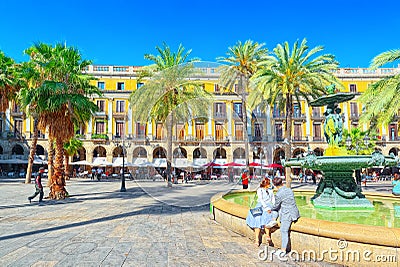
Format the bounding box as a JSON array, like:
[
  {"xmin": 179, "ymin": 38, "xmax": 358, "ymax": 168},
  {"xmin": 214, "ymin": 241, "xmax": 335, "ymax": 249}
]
[
  {"xmin": 240, "ymin": 74, "xmax": 249, "ymax": 168},
  {"xmin": 284, "ymin": 94, "xmax": 293, "ymax": 188},
  {"xmin": 25, "ymin": 118, "xmax": 38, "ymax": 184},
  {"xmin": 49, "ymin": 137, "xmax": 67, "ymax": 199},
  {"xmin": 47, "ymin": 139, "xmax": 54, "ymax": 187},
  {"xmin": 166, "ymin": 113, "xmax": 173, "ymax": 187},
  {"xmin": 64, "ymin": 150, "xmax": 70, "ymax": 180}
]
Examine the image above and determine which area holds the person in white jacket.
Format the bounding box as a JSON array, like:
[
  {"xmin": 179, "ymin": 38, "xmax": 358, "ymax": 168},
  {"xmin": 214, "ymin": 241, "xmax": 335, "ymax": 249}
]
[{"xmin": 246, "ymin": 178, "xmax": 277, "ymax": 247}]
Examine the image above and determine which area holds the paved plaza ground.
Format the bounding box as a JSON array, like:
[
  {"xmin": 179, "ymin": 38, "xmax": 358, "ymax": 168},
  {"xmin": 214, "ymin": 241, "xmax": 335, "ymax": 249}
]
[{"xmin": 0, "ymin": 177, "xmax": 394, "ymax": 266}]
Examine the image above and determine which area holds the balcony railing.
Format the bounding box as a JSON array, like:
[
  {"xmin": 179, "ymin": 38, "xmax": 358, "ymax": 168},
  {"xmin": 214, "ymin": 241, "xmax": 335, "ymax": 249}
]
[
  {"xmin": 232, "ymin": 113, "xmax": 243, "ymax": 120},
  {"xmin": 311, "ymin": 113, "xmax": 324, "ymax": 120},
  {"xmin": 272, "ymin": 113, "xmax": 285, "ymax": 119},
  {"xmin": 3, "ymin": 131, "xmax": 25, "ymax": 140},
  {"xmin": 11, "ymin": 110, "xmax": 24, "ymax": 117},
  {"xmin": 293, "ymin": 113, "xmax": 306, "ymax": 120},
  {"xmin": 252, "ymin": 111, "xmax": 267, "ymax": 118},
  {"xmin": 292, "ymin": 136, "xmax": 306, "ymax": 142},
  {"xmin": 91, "ymin": 133, "xmax": 108, "ymax": 140},
  {"xmin": 93, "ymin": 111, "xmax": 107, "ymax": 118},
  {"xmin": 350, "ymin": 113, "xmax": 359, "ymax": 120},
  {"xmin": 214, "ymin": 112, "xmax": 227, "ymax": 119}
]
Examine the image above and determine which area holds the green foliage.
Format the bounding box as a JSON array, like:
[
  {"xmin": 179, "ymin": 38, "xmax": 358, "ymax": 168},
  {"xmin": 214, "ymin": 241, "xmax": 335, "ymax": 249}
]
[
  {"xmin": 217, "ymin": 40, "xmax": 268, "ymax": 93},
  {"xmin": 339, "ymin": 128, "xmax": 376, "ymax": 155},
  {"xmin": 91, "ymin": 133, "xmax": 108, "ymax": 140},
  {"xmin": 18, "ymin": 43, "xmax": 102, "ymax": 140},
  {"xmin": 249, "ymin": 38, "xmax": 342, "ymax": 110},
  {"xmin": 75, "ymin": 134, "xmax": 85, "ymax": 139},
  {"xmin": 0, "ymin": 50, "xmax": 18, "ymax": 111},
  {"xmin": 360, "ymin": 49, "xmax": 400, "ymax": 127},
  {"xmin": 64, "ymin": 138, "xmax": 83, "ymax": 156},
  {"xmin": 248, "ymin": 38, "xmax": 342, "ymax": 146},
  {"xmin": 130, "ymin": 43, "xmax": 212, "ymax": 124}
]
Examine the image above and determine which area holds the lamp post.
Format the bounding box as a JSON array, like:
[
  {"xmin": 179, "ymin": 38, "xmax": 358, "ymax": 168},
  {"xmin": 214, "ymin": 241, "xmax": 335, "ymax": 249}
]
[
  {"xmin": 253, "ymin": 145, "xmax": 267, "ymax": 177},
  {"xmin": 346, "ymin": 134, "xmax": 370, "ymax": 155},
  {"xmin": 364, "ymin": 134, "xmax": 370, "ymax": 147},
  {"xmin": 114, "ymin": 135, "xmax": 131, "ymax": 192}
]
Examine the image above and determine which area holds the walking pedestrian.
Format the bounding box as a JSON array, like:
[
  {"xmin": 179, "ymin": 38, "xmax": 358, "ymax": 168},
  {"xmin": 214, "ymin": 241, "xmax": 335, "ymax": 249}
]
[{"xmin": 28, "ymin": 167, "xmax": 45, "ymax": 205}]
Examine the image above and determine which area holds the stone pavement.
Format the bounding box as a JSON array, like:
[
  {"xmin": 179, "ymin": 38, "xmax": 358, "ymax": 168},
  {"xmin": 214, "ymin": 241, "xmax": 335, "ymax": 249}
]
[{"xmin": 0, "ymin": 178, "xmax": 390, "ymax": 267}]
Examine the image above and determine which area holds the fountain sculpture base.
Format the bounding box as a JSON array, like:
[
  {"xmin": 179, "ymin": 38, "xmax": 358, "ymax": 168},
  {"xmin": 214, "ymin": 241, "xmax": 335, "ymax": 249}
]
[{"xmin": 311, "ymin": 173, "xmax": 373, "ymax": 210}]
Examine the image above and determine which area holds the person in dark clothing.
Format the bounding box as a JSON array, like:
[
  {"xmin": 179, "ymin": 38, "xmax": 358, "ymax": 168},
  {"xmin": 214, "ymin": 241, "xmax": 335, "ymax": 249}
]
[{"xmin": 28, "ymin": 167, "xmax": 45, "ymax": 204}]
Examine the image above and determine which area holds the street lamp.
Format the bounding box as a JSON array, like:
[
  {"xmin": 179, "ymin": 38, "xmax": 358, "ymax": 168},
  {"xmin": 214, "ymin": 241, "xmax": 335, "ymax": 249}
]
[
  {"xmin": 364, "ymin": 134, "xmax": 370, "ymax": 146},
  {"xmin": 114, "ymin": 135, "xmax": 131, "ymax": 192},
  {"xmin": 346, "ymin": 136, "xmax": 352, "ymax": 148},
  {"xmin": 253, "ymin": 145, "xmax": 267, "ymax": 176},
  {"xmin": 346, "ymin": 134, "xmax": 370, "ymax": 155}
]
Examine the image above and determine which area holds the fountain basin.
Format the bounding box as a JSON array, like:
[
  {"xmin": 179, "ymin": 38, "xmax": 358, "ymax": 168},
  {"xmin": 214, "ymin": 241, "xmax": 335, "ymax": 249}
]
[
  {"xmin": 210, "ymin": 190, "xmax": 400, "ymax": 266},
  {"xmin": 284, "ymin": 153, "xmax": 398, "ymax": 209}
]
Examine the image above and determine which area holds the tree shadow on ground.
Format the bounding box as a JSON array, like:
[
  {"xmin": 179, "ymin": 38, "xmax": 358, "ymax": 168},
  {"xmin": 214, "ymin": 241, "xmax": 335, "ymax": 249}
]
[{"xmin": 0, "ymin": 200, "xmax": 209, "ymax": 241}]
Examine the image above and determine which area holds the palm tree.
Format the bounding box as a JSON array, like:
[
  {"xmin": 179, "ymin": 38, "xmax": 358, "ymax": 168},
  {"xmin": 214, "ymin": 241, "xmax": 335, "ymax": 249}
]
[
  {"xmin": 64, "ymin": 138, "xmax": 83, "ymax": 179},
  {"xmin": 16, "ymin": 61, "xmax": 43, "ymax": 183},
  {"xmin": 359, "ymin": 49, "xmax": 400, "ymax": 126},
  {"xmin": 217, "ymin": 40, "xmax": 268, "ymax": 168},
  {"xmin": 0, "ymin": 51, "xmax": 17, "ymax": 112},
  {"xmin": 249, "ymin": 38, "xmax": 341, "ymax": 188},
  {"xmin": 21, "ymin": 43, "xmax": 101, "ymax": 199},
  {"xmin": 130, "ymin": 43, "xmax": 212, "ymax": 187}
]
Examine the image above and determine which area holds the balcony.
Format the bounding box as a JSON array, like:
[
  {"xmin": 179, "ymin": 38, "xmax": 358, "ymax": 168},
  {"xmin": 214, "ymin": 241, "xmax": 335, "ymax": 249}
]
[
  {"xmin": 232, "ymin": 112, "xmax": 243, "ymax": 120},
  {"xmin": 112, "ymin": 112, "xmax": 127, "ymax": 120},
  {"xmin": 350, "ymin": 113, "xmax": 359, "ymax": 121},
  {"xmin": 311, "ymin": 113, "xmax": 324, "ymax": 120},
  {"xmin": 252, "ymin": 111, "xmax": 267, "ymax": 118},
  {"xmin": 292, "ymin": 136, "xmax": 306, "ymax": 142},
  {"xmin": 11, "ymin": 110, "xmax": 24, "ymax": 117},
  {"xmin": 131, "ymin": 134, "xmax": 146, "ymax": 141},
  {"xmin": 293, "ymin": 113, "xmax": 306, "ymax": 121},
  {"xmin": 91, "ymin": 133, "xmax": 108, "ymax": 142},
  {"xmin": 75, "ymin": 134, "xmax": 86, "ymax": 140},
  {"xmin": 214, "ymin": 112, "xmax": 226, "ymax": 120},
  {"xmin": 387, "ymin": 137, "xmax": 400, "ymax": 142},
  {"xmin": 93, "ymin": 111, "xmax": 107, "ymax": 119},
  {"xmin": 30, "ymin": 133, "xmax": 46, "ymax": 139},
  {"xmin": 312, "ymin": 137, "xmax": 325, "ymax": 142},
  {"xmin": 251, "ymin": 136, "xmax": 263, "ymax": 142},
  {"xmin": 232, "ymin": 135, "xmax": 244, "ymax": 141},
  {"xmin": 272, "ymin": 113, "xmax": 285, "ymax": 120},
  {"xmin": 3, "ymin": 131, "xmax": 25, "ymax": 140}
]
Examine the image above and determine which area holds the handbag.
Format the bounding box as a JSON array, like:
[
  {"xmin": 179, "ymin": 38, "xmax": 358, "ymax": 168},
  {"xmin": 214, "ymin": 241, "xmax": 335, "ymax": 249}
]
[{"xmin": 250, "ymin": 207, "xmax": 263, "ymax": 217}]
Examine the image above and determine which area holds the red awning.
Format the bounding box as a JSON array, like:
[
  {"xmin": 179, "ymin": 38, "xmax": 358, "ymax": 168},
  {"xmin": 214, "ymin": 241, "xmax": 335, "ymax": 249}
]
[{"xmin": 223, "ymin": 162, "xmax": 245, "ymax": 167}]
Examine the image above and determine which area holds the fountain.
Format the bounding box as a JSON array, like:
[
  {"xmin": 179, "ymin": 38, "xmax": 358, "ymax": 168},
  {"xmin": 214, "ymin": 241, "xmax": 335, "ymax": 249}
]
[
  {"xmin": 210, "ymin": 88, "xmax": 400, "ymax": 266},
  {"xmin": 284, "ymin": 90, "xmax": 398, "ymax": 209}
]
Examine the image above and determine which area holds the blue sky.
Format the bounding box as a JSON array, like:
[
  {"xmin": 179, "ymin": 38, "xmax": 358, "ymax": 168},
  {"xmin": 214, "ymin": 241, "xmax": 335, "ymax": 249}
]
[{"xmin": 1, "ymin": 0, "xmax": 399, "ymax": 67}]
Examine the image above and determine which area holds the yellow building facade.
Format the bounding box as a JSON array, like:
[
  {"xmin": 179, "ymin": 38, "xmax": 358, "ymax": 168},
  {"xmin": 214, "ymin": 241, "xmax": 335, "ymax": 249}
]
[{"xmin": 2, "ymin": 65, "xmax": 400, "ymax": 171}]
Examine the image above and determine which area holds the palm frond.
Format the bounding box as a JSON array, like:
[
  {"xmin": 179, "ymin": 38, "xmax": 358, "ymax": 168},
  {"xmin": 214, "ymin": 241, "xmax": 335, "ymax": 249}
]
[{"xmin": 370, "ymin": 49, "xmax": 400, "ymax": 69}]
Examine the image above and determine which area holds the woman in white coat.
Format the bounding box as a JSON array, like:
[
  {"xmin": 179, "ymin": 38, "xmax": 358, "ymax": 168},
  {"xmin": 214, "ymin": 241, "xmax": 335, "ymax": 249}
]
[{"xmin": 246, "ymin": 178, "xmax": 276, "ymax": 246}]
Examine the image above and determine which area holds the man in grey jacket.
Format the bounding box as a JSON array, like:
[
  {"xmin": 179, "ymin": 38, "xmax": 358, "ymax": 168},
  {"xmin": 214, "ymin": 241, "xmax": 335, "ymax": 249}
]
[{"xmin": 270, "ymin": 177, "xmax": 300, "ymax": 256}]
